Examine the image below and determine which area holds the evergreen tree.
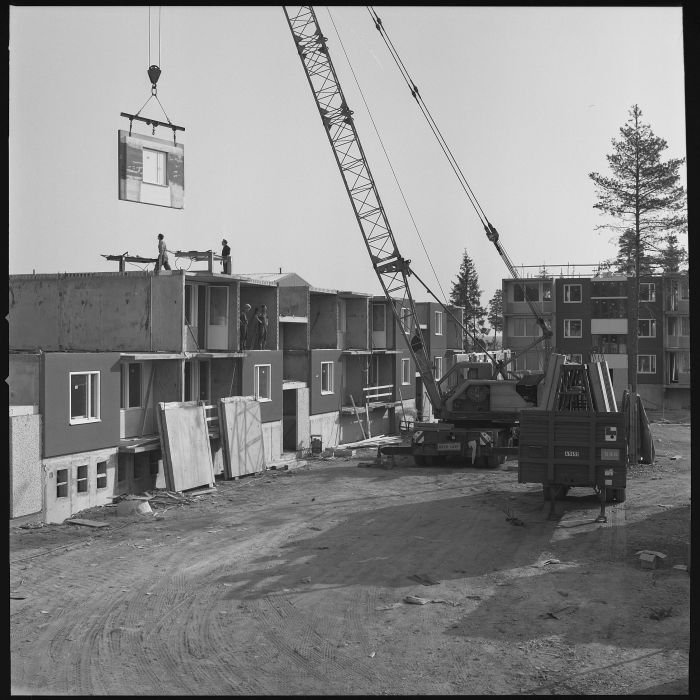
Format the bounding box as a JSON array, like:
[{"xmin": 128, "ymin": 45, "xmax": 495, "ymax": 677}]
[
  {"xmin": 589, "ymin": 104, "xmax": 687, "ymax": 273},
  {"xmin": 450, "ymin": 250, "xmax": 486, "ymax": 351},
  {"xmin": 487, "ymin": 289, "xmax": 503, "ymax": 348},
  {"xmin": 658, "ymin": 233, "xmax": 688, "ymax": 273}
]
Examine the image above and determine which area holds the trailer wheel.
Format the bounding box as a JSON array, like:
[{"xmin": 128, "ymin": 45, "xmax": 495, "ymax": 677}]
[{"xmin": 605, "ymin": 488, "xmax": 626, "ymax": 503}]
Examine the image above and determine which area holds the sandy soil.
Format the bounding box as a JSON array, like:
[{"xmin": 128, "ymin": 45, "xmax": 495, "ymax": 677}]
[{"xmin": 10, "ymin": 421, "xmax": 690, "ymax": 695}]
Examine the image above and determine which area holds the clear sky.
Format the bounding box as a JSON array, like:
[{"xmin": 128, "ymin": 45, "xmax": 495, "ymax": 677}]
[{"xmin": 9, "ymin": 5, "xmax": 687, "ymax": 306}]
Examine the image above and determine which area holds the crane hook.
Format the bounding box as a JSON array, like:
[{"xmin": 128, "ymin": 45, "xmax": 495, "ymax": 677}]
[{"xmin": 147, "ymin": 64, "xmax": 161, "ymax": 94}]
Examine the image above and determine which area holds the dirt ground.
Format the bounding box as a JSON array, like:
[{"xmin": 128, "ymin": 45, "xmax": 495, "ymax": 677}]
[{"xmin": 10, "ymin": 420, "xmax": 691, "ymax": 696}]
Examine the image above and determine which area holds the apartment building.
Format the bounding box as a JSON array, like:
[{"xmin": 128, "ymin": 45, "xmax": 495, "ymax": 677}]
[
  {"xmin": 9, "ymin": 268, "xmax": 456, "ymax": 523},
  {"xmin": 501, "ymin": 272, "xmax": 690, "ymax": 410}
]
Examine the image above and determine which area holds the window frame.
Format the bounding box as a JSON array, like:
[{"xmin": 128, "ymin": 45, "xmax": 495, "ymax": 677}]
[
  {"xmin": 76, "ymin": 464, "xmax": 89, "ymax": 494},
  {"xmin": 321, "ymin": 361, "xmax": 334, "ymax": 395},
  {"xmin": 254, "ymin": 364, "xmax": 272, "ymax": 402},
  {"xmin": 121, "ymin": 362, "xmax": 143, "ymax": 409},
  {"xmin": 96, "ymin": 461, "xmax": 108, "ymax": 490},
  {"xmin": 638, "ymin": 318, "xmax": 657, "ymax": 338},
  {"xmin": 563, "ymin": 319, "xmax": 583, "ymax": 338},
  {"xmin": 434, "ymin": 310, "xmax": 444, "ymax": 336},
  {"xmin": 639, "ymin": 282, "xmax": 656, "ymax": 302},
  {"xmin": 142, "ymin": 147, "xmax": 167, "ymax": 186},
  {"xmin": 401, "ymin": 357, "xmax": 411, "ymax": 386},
  {"xmin": 434, "ymin": 356, "xmax": 443, "ymax": 380},
  {"xmin": 563, "ymin": 284, "xmax": 582, "ymax": 303},
  {"xmin": 637, "ymin": 354, "xmax": 656, "ymax": 374},
  {"xmin": 69, "ymin": 371, "xmax": 101, "ymax": 425}
]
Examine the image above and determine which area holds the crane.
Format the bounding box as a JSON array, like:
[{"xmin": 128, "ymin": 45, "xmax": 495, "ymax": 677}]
[{"xmin": 283, "ymin": 6, "xmax": 545, "ymax": 466}]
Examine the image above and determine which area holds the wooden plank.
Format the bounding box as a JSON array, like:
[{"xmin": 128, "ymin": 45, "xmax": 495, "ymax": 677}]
[
  {"xmin": 219, "ymin": 396, "xmax": 266, "ymax": 478},
  {"xmin": 349, "ymin": 395, "xmax": 367, "ymax": 440},
  {"xmin": 157, "ymin": 401, "xmax": 215, "ymax": 492},
  {"xmin": 599, "ymin": 360, "xmax": 618, "ymax": 411},
  {"xmin": 67, "ymin": 518, "xmax": 109, "ymax": 528}
]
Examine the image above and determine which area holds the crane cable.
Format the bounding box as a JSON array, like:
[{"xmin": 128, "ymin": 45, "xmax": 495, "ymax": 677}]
[
  {"xmin": 324, "ymin": 8, "xmax": 450, "ymax": 306},
  {"xmin": 367, "ymin": 6, "xmax": 550, "ymax": 333}
]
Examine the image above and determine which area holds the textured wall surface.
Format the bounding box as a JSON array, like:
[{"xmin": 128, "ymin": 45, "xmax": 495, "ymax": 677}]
[{"xmin": 10, "ymin": 413, "xmax": 43, "ymax": 518}]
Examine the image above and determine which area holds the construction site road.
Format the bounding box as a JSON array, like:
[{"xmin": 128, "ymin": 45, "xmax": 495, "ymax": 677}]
[{"xmin": 10, "ymin": 421, "xmax": 690, "ymax": 695}]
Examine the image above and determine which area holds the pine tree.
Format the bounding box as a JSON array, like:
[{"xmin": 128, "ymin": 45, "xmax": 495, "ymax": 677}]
[
  {"xmin": 658, "ymin": 233, "xmax": 688, "ymax": 273},
  {"xmin": 450, "ymin": 250, "xmax": 486, "ymax": 351},
  {"xmin": 589, "ymin": 104, "xmax": 687, "ymax": 273},
  {"xmin": 487, "ymin": 289, "xmax": 503, "ymax": 348}
]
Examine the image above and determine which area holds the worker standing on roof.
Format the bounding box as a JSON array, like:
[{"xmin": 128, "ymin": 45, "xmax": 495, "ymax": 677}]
[
  {"xmin": 155, "ymin": 233, "xmax": 171, "ymax": 272},
  {"xmin": 221, "ymin": 239, "xmax": 231, "ymax": 274}
]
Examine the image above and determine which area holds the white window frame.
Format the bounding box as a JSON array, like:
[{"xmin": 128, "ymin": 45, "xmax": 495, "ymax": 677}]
[
  {"xmin": 434, "ymin": 311, "xmax": 444, "ymax": 336},
  {"xmin": 563, "ymin": 319, "xmax": 583, "ymax": 338},
  {"xmin": 400, "ymin": 306, "xmax": 411, "ymax": 333},
  {"xmin": 563, "ymin": 284, "xmax": 582, "ymax": 303},
  {"xmin": 638, "ymin": 319, "xmax": 656, "ymax": 338},
  {"xmin": 434, "ymin": 356, "xmax": 443, "ymax": 380},
  {"xmin": 637, "ymin": 355, "xmax": 656, "ymax": 374},
  {"xmin": 69, "ymin": 371, "xmax": 101, "ymax": 424},
  {"xmin": 321, "ymin": 361, "xmax": 334, "ymax": 394},
  {"xmin": 142, "ymin": 147, "xmax": 167, "ymax": 186},
  {"xmin": 254, "ymin": 364, "xmax": 272, "ymax": 402},
  {"xmin": 401, "ymin": 357, "xmax": 411, "ymax": 386},
  {"xmin": 639, "ymin": 282, "xmax": 656, "ymax": 302},
  {"xmin": 121, "ymin": 362, "xmax": 143, "ymax": 409}
]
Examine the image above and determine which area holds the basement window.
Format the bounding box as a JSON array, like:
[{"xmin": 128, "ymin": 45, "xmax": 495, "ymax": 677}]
[
  {"xmin": 70, "ymin": 372, "xmax": 100, "ymax": 424},
  {"xmin": 321, "ymin": 361, "xmax": 334, "ymax": 394},
  {"xmin": 76, "ymin": 465, "xmax": 88, "ymax": 493},
  {"xmin": 254, "ymin": 364, "xmax": 271, "ymax": 402},
  {"xmin": 56, "ymin": 469, "xmax": 68, "ymax": 499},
  {"xmin": 96, "ymin": 461, "xmax": 107, "ymax": 489}
]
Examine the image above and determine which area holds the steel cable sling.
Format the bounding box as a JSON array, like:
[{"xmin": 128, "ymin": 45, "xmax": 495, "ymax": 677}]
[{"xmin": 367, "ymin": 6, "xmax": 552, "ymax": 342}]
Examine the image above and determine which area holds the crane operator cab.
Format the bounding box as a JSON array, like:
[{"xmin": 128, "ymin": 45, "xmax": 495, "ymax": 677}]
[{"xmin": 438, "ymin": 361, "xmax": 543, "ymax": 418}]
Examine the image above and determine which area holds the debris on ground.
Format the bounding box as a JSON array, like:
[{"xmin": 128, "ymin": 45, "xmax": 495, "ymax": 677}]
[
  {"xmin": 649, "ymin": 607, "xmax": 673, "ymax": 621},
  {"xmin": 407, "ymin": 574, "xmax": 441, "ymax": 586},
  {"xmin": 403, "ymin": 595, "xmax": 459, "ymax": 607},
  {"xmin": 636, "ymin": 550, "xmax": 667, "ymax": 569},
  {"xmin": 503, "ymin": 507, "xmax": 525, "ymax": 526},
  {"xmin": 67, "ymin": 519, "xmax": 110, "ymax": 528}
]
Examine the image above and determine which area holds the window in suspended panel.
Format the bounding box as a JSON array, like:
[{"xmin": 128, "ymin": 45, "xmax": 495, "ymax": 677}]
[{"xmin": 143, "ymin": 148, "xmax": 167, "ymax": 186}]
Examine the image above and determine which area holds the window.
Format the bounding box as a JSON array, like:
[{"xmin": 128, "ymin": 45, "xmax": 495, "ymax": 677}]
[
  {"xmin": 321, "ymin": 361, "xmax": 334, "ymax": 394},
  {"xmin": 76, "ymin": 465, "xmax": 88, "ymax": 493},
  {"xmin": 70, "ymin": 371, "xmax": 100, "ymax": 424},
  {"xmin": 591, "ymin": 299, "xmax": 627, "ymax": 318},
  {"xmin": 510, "ymin": 318, "xmax": 542, "ymax": 337},
  {"xmin": 97, "ymin": 462, "xmax": 107, "ymax": 489},
  {"xmin": 514, "ymin": 284, "xmax": 539, "ymax": 302},
  {"xmin": 56, "ymin": 469, "xmax": 68, "ymax": 499},
  {"xmin": 434, "ymin": 356, "xmax": 443, "ymax": 380},
  {"xmin": 667, "ymin": 316, "xmax": 690, "ymax": 337},
  {"xmin": 209, "ymin": 287, "xmax": 229, "ymax": 326},
  {"xmin": 591, "ymin": 280, "xmax": 627, "ymax": 298},
  {"xmin": 592, "ymin": 334, "xmax": 626, "ymax": 354},
  {"xmin": 563, "ymin": 284, "xmax": 582, "ymax": 303},
  {"xmin": 667, "ymin": 350, "xmax": 690, "ymax": 383},
  {"xmin": 121, "ymin": 363, "xmax": 142, "ymax": 409},
  {"xmin": 142, "ymin": 147, "xmax": 167, "ymax": 185},
  {"xmin": 400, "ymin": 307, "xmax": 411, "ymax": 333},
  {"xmin": 564, "ymin": 319, "xmax": 582, "ymax": 338},
  {"xmin": 639, "ymin": 283, "xmax": 656, "ymax": 302},
  {"xmin": 434, "ymin": 311, "xmax": 443, "ymax": 335},
  {"xmin": 401, "ymin": 358, "xmax": 411, "ymax": 385},
  {"xmin": 637, "ymin": 355, "xmax": 656, "ymax": 374},
  {"xmin": 566, "ymin": 354, "xmax": 583, "ymax": 364},
  {"xmin": 542, "ymin": 283, "xmax": 552, "ymax": 301},
  {"xmin": 638, "ymin": 319, "xmax": 656, "ymax": 338},
  {"xmin": 372, "ymin": 304, "xmax": 385, "ymax": 332},
  {"xmin": 254, "ymin": 364, "xmax": 271, "ymax": 401}
]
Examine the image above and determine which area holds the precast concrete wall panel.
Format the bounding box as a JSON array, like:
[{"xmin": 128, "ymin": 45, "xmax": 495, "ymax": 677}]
[
  {"xmin": 309, "ymin": 412, "xmax": 340, "ymax": 450},
  {"xmin": 10, "ymin": 413, "xmax": 43, "ymax": 519}
]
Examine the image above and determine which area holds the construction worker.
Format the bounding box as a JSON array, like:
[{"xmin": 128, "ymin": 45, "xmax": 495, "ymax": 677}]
[
  {"xmin": 155, "ymin": 233, "xmax": 171, "ymax": 272},
  {"xmin": 239, "ymin": 304, "xmax": 251, "ymax": 351},
  {"xmin": 221, "ymin": 239, "xmax": 231, "ymax": 274}
]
